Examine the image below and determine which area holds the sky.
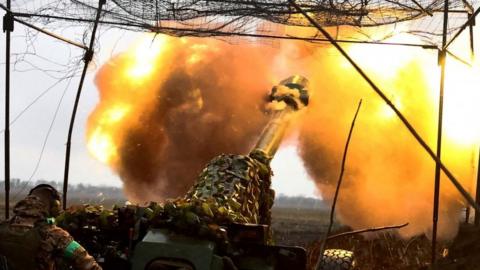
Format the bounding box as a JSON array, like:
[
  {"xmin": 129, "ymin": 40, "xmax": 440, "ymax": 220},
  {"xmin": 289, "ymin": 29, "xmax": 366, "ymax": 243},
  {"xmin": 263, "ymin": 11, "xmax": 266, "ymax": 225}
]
[{"xmin": 0, "ymin": 20, "xmax": 319, "ymax": 198}]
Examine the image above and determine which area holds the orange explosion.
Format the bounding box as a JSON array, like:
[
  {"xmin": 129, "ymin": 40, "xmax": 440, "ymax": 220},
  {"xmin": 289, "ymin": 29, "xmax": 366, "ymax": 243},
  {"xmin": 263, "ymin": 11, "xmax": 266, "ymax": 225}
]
[
  {"xmin": 87, "ymin": 32, "xmax": 479, "ymax": 239},
  {"xmin": 299, "ymin": 31, "xmax": 479, "ymax": 239},
  {"xmin": 87, "ymin": 36, "xmax": 169, "ymax": 166},
  {"xmin": 87, "ymin": 35, "xmax": 284, "ymax": 201}
]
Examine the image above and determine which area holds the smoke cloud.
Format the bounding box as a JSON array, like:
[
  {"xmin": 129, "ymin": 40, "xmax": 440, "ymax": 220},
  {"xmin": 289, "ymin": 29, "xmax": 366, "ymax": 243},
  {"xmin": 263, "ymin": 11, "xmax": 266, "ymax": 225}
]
[
  {"xmin": 297, "ymin": 42, "xmax": 478, "ymax": 240},
  {"xmin": 89, "ymin": 33, "xmax": 479, "ymax": 239},
  {"xmin": 89, "ymin": 36, "xmax": 285, "ymax": 201}
]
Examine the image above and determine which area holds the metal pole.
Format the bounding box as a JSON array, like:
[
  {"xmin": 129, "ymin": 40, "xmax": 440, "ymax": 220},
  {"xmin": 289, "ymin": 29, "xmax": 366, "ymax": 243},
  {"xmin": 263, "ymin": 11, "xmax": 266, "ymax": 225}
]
[
  {"xmin": 3, "ymin": 0, "xmax": 13, "ymax": 220},
  {"xmin": 475, "ymin": 147, "xmax": 480, "ymax": 226},
  {"xmin": 431, "ymin": 0, "xmax": 449, "ymax": 265},
  {"xmin": 316, "ymin": 100, "xmax": 362, "ymax": 270},
  {"xmin": 466, "ymin": 206, "xmax": 471, "ymax": 223},
  {"xmin": 468, "ymin": 13, "xmax": 475, "ymax": 60},
  {"xmin": 62, "ymin": 0, "xmax": 105, "ymax": 209},
  {"xmin": 13, "ymin": 17, "xmax": 88, "ymax": 50}
]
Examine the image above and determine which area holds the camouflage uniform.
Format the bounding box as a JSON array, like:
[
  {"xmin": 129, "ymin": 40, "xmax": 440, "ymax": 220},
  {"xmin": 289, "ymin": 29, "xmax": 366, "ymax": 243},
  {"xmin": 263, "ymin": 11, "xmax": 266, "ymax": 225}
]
[{"xmin": 0, "ymin": 195, "xmax": 102, "ymax": 270}]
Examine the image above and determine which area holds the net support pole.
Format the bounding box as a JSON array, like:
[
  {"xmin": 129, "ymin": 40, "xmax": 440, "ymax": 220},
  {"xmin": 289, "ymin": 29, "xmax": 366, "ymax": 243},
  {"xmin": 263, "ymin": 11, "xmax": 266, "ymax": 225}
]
[
  {"xmin": 431, "ymin": 0, "xmax": 449, "ymax": 266},
  {"xmin": 62, "ymin": 0, "xmax": 105, "ymax": 209},
  {"xmin": 475, "ymin": 147, "xmax": 480, "ymax": 226},
  {"xmin": 468, "ymin": 13, "xmax": 475, "ymax": 60},
  {"xmin": 13, "ymin": 17, "xmax": 88, "ymax": 50},
  {"xmin": 3, "ymin": 0, "xmax": 13, "ymax": 220}
]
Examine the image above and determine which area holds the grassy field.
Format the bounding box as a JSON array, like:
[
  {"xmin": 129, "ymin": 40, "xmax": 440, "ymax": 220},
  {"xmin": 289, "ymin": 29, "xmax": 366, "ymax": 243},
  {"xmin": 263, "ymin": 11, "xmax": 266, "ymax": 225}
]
[{"xmin": 271, "ymin": 207, "xmax": 334, "ymax": 246}]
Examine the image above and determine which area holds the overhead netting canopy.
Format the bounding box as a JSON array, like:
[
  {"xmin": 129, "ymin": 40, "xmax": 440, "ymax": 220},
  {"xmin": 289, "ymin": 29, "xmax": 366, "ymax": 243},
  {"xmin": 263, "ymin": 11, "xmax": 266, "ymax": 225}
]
[
  {"xmin": 102, "ymin": 0, "xmax": 445, "ymax": 26},
  {"xmin": 10, "ymin": 0, "xmax": 480, "ymax": 47}
]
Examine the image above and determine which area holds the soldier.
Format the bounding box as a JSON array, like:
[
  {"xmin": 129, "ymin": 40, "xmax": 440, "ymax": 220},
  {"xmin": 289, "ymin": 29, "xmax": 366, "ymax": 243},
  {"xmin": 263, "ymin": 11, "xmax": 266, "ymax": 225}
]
[{"xmin": 0, "ymin": 184, "xmax": 102, "ymax": 270}]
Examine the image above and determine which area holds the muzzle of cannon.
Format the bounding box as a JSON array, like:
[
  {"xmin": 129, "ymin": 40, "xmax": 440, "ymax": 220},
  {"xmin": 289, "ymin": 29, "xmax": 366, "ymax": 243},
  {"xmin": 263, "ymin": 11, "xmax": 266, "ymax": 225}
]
[{"xmin": 251, "ymin": 75, "xmax": 310, "ymax": 163}]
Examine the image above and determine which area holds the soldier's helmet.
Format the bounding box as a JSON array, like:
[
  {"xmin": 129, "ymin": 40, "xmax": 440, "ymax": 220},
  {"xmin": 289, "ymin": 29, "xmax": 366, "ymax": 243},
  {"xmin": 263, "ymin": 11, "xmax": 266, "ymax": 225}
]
[{"xmin": 28, "ymin": 184, "xmax": 62, "ymax": 217}]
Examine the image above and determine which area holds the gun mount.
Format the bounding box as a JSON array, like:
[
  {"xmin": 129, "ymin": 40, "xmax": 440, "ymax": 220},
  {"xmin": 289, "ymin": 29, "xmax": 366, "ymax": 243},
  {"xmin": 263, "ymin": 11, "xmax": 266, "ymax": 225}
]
[{"xmin": 56, "ymin": 76, "xmax": 355, "ymax": 270}]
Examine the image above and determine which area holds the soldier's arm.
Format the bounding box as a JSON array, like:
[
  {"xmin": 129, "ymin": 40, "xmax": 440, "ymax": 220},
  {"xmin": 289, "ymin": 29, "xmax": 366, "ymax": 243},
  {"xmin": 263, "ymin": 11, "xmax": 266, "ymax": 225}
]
[
  {"xmin": 63, "ymin": 240, "xmax": 103, "ymax": 270},
  {"xmin": 44, "ymin": 226, "xmax": 102, "ymax": 270}
]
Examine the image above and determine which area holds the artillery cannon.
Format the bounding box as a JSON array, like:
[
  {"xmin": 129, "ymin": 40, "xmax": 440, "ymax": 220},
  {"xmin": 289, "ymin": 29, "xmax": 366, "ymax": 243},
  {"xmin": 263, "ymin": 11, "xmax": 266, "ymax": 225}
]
[{"xmin": 57, "ymin": 76, "xmax": 355, "ymax": 270}]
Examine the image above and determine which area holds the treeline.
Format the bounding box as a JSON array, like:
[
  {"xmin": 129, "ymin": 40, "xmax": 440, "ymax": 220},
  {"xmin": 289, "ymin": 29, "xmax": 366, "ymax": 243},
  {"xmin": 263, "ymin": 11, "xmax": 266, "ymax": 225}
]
[
  {"xmin": 0, "ymin": 179, "xmax": 126, "ymax": 206},
  {"xmin": 274, "ymin": 194, "xmax": 327, "ymax": 210},
  {"xmin": 0, "ymin": 180, "xmax": 324, "ymax": 209}
]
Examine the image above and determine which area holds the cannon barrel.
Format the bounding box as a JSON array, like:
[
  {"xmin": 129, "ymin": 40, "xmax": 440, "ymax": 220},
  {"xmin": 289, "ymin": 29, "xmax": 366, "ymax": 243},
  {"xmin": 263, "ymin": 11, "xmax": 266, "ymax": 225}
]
[{"xmin": 251, "ymin": 75, "xmax": 310, "ymax": 162}]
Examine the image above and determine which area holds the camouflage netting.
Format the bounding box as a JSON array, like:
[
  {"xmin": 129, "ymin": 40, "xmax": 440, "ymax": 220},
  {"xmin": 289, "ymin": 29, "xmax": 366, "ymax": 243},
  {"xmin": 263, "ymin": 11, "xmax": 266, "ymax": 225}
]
[
  {"xmin": 57, "ymin": 153, "xmax": 274, "ymax": 243},
  {"xmin": 183, "ymin": 153, "xmax": 274, "ymax": 226},
  {"xmin": 10, "ymin": 0, "xmax": 480, "ymax": 46},
  {"xmin": 152, "ymin": 153, "xmax": 274, "ymax": 240},
  {"xmin": 83, "ymin": 0, "xmax": 458, "ymax": 27}
]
